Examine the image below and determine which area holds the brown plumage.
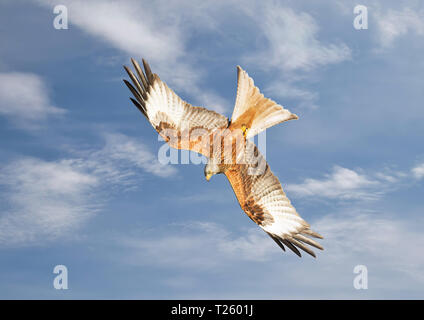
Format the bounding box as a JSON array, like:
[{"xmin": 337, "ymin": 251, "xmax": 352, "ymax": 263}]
[{"xmin": 123, "ymin": 58, "xmax": 324, "ymax": 258}]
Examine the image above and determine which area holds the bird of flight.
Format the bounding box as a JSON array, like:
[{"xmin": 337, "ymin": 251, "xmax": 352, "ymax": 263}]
[{"xmin": 123, "ymin": 58, "xmax": 323, "ymax": 258}]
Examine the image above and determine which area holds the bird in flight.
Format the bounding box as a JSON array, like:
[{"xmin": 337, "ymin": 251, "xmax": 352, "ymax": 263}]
[{"xmin": 123, "ymin": 58, "xmax": 323, "ymax": 258}]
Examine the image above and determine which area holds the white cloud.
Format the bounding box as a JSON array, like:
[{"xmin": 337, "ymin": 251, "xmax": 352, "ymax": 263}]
[
  {"xmin": 265, "ymin": 79, "xmax": 319, "ymax": 110},
  {"xmin": 412, "ymin": 163, "xmax": 424, "ymax": 179},
  {"xmin": 118, "ymin": 221, "xmax": 276, "ymax": 270},
  {"xmin": 93, "ymin": 133, "xmax": 177, "ymax": 179},
  {"xmin": 0, "ymin": 132, "xmax": 176, "ymax": 247},
  {"xmin": 266, "ymin": 81, "xmax": 317, "ymax": 101},
  {"xmin": 0, "ymin": 72, "xmax": 65, "ymax": 126},
  {"xmin": 376, "ymin": 8, "xmax": 424, "ymax": 48},
  {"xmin": 35, "ymin": 0, "xmax": 228, "ymax": 113},
  {"xmin": 240, "ymin": 4, "xmax": 350, "ymax": 110},
  {"xmin": 33, "ymin": 1, "xmax": 352, "ymax": 113},
  {"xmin": 193, "ymin": 91, "xmax": 229, "ymax": 115},
  {"xmin": 115, "ymin": 210, "xmax": 424, "ymax": 298},
  {"xmin": 314, "ymin": 211, "xmax": 424, "ymax": 284},
  {"xmin": 244, "ymin": 5, "xmax": 351, "ymax": 72},
  {"xmin": 0, "ymin": 158, "xmax": 98, "ymax": 246},
  {"xmin": 285, "ymin": 164, "xmax": 419, "ymax": 201},
  {"xmin": 286, "ymin": 166, "xmax": 381, "ymax": 200},
  {"xmin": 38, "ymin": 0, "xmax": 184, "ymax": 62}
]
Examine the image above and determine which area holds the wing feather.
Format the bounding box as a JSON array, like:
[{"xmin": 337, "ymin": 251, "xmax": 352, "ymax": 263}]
[
  {"xmin": 266, "ymin": 232, "xmax": 286, "ymax": 252},
  {"xmin": 123, "ymin": 58, "xmax": 229, "ymax": 156}
]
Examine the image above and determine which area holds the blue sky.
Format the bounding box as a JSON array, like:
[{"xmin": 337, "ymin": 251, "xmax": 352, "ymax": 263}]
[{"xmin": 0, "ymin": 0, "xmax": 423, "ymax": 299}]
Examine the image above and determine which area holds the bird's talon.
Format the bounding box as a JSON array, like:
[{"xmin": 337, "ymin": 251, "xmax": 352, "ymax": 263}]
[{"xmin": 241, "ymin": 124, "xmax": 249, "ymax": 137}]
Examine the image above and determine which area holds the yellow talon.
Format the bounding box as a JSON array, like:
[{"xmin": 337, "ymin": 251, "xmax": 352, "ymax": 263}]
[{"xmin": 241, "ymin": 124, "xmax": 249, "ymax": 137}]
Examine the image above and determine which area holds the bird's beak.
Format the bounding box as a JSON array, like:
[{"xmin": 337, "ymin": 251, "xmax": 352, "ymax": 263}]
[{"xmin": 205, "ymin": 173, "xmax": 212, "ymax": 181}]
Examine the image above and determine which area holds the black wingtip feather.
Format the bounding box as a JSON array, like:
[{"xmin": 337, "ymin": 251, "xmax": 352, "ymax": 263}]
[
  {"xmin": 281, "ymin": 239, "xmax": 302, "ymax": 257},
  {"xmin": 124, "ymin": 65, "xmax": 147, "ymax": 100},
  {"xmin": 267, "ymin": 232, "xmax": 285, "ymax": 252},
  {"xmin": 123, "ymin": 58, "xmax": 156, "ymax": 119},
  {"xmin": 123, "ymin": 79, "xmax": 143, "ymax": 104},
  {"xmin": 129, "ymin": 98, "xmax": 148, "ymax": 118},
  {"xmin": 142, "ymin": 58, "xmax": 154, "ymax": 83},
  {"xmin": 289, "ymin": 237, "xmax": 317, "ymax": 258},
  {"xmin": 131, "ymin": 58, "xmax": 149, "ymax": 91}
]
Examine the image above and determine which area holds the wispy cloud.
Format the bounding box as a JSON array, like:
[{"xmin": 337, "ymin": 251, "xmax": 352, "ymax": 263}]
[
  {"xmin": 314, "ymin": 210, "xmax": 424, "ymax": 284},
  {"xmin": 35, "ymin": 0, "xmax": 228, "ymax": 113},
  {"xmin": 375, "ymin": 7, "xmax": 424, "ymax": 48},
  {"xmin": 241, "ymin": 4, "xmax": 350, "ymax": 110},
  {"xmin": 265, "ymin": 80, "xmax": 319, "ymax": 110},
  {"xmin": 412, "ymin": 162, "xmax": 424, "ymax": 179},
  {"xmin": 119, "ymin": 221, "xmax": 276, "ymax": 270},
  {"xmin": 0, "ymin": 72, "xmax": 65, "ymax": 127},
  {"xmin": 286, "ymin": 166, "xmax": 386, "ymax": 200},
  {"xmin": 285, "ymin": 163, "xmax": 419, "ymax": 201},
  {"xmin": 115, "ymin": 209, "xmax": 424, "ymax": 298},
  {"xmin": 0, "ymin": 132, "xmax": 176, "ymax": 247},
  {"xmin": 37, "ymin": 0, "xmax": 184, "ymax": 62},
  {"xmin": 0, "ymin": 157, "xmax": 98, "ymax": 246},
  {"xmin": 244, "ymin": 5, "xmax": 351, "ymax": 72},
  {"xmin": 33, "ymin": 1, "xmax": 352, "ymax": 113},
  {"xmin": 92, "ymin": 133, "xmax": 177, "ymax": 179}
]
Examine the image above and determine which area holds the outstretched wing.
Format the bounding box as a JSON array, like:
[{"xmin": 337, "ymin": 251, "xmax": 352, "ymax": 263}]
[
  {"xmin": 123, "ymin": 58, "xmax": 229, "ymax": 156},
  {"xmin": 224, "ymin": 142, "xmax": 323, "ymax": 258}
]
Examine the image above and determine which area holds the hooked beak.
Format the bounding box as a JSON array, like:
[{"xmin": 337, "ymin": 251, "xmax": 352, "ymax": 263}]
[{"xmin": 205, "ymin": 173, "xmax": 212, "ymax": 181}]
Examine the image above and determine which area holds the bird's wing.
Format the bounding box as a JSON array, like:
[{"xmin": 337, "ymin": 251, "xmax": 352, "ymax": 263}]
[
  {"xmin": 224, "ymin": 142, "xmax": 323, "ymax": 257},
  {"xmin": 229, "ymin": 66, "xmax": 298, "ymax": 139},
  {"xmin": 123, "ymin": 58, "xmax": 229, "ymax": 156}
]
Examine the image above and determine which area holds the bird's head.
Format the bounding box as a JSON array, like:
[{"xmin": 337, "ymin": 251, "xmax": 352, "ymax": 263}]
[{"xmin": 204, "ymin": 162, "xmax": 221, "ymax": 181}]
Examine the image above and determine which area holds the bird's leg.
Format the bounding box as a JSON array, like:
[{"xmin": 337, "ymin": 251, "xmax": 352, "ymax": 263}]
[{"xmin": 241, "ymin": 124, "xmax": 249, "ymax": 137}]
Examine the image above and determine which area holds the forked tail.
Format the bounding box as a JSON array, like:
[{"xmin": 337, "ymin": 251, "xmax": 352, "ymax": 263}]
[{"xmin": 229, "ymin": 66, "xmax": 298, "ymax": 138}]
